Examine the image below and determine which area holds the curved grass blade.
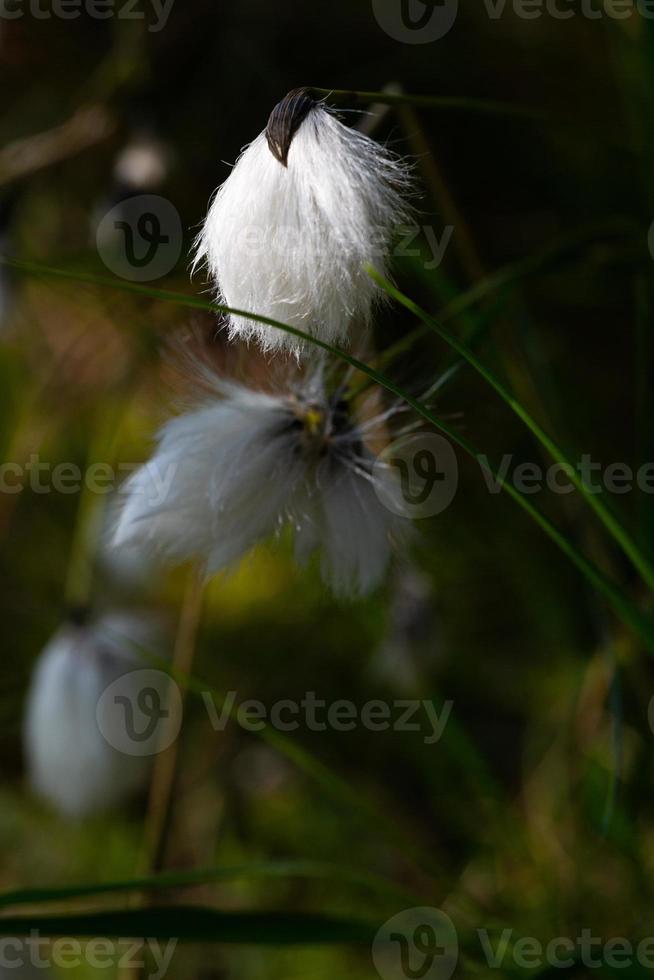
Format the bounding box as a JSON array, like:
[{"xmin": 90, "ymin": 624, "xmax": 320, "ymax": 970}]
[
  {"xmin": 371, "ymin": 268, "xmax": 654, "ymax": 595},
  {"xmin": 4, "ymin": 257, "xmax": 654, "ymax": 651},
  {"xmin": 309, "ymin": 87, "xmax": 574, "ymax": 127},
  {"xmin": 308, "ymin": 87, "xmax": 626, "ymax": 149},
  {"xmin": 0, "ymin": 907, "xmax": 374, "ymax": 944},
  {"xmin": 311, "ymin": 86, "xmax": 554, "ymax": 119},
  {"xmin": 0, "ymin": 861, "xmax": 418, "ymax": 910}
]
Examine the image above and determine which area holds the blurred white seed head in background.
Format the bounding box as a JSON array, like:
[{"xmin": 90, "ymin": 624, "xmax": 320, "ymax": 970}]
[
  {"xmin": 113, "ymin": 367, "xmax": 410, "ymax": 597},
  {"xmin": 193, "ymin": 89, "xmax": 414, "ymax": 355},
  {"xmin": 23, "ymin": 610, "xmax": 165, "ymax": 819},
  {"xmin": 113, "ymin": 132, "xmax": 174, "ymax": 193}
]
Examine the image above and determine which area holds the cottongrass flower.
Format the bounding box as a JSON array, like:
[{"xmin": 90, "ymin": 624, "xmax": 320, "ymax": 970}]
[
  {"xmin": 113, "ymin": 365, "xmax": 410, "ymax": 596},
  {"xmin": 193, "ymin": 88, "xmax": 413, "ymax": 354},
  {"xmin": 24, "ymin": 609, "xmax": 164, "ymax": 819}
]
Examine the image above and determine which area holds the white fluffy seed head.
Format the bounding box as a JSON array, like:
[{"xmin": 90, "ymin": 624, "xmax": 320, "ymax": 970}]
[
  {"xmin": 23, "ymin": 610, "xmax": 163, "ymax": 819},
  {"xmin": 193, "ymin": 90, "xmax": 414, "ymax": 355},
  {"xmin": 113, "ymin": 370, "xmax": 410, "ymax": 596}
]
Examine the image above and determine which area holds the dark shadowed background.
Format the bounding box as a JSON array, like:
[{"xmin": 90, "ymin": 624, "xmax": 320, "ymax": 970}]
[{"xmin": 1, "ymin": 0, "xmax": 654, "ymax": 976}]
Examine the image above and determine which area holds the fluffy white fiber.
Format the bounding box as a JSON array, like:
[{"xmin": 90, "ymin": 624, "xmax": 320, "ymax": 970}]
[
  {"xmin": 194, "ymin": 99, "xmax": 413, "ymax": 354},
  {"xmin": 23, "ymin": 611, "xmax": 162, "ymax": 818},
  {"xmin": 113, "ymin": 372, "xmax": 408, "ymax": 596}
]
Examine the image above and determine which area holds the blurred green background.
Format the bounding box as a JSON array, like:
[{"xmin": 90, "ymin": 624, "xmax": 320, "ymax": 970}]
[{"xmin": 2, "ymin": 0, "xmax": 654, "ymax": 977}]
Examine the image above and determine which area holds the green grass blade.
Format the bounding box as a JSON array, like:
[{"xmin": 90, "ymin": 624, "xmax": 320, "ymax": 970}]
[
  {"xmin": 371, "ymin": 268, "xmax": 654, "ymax": 595},
  {"xmin": 309, "ymin": 86, "xmax": 557, "ymax": 121},
  {"xmin": 0, "ymin": 908, "xmax": 374, "ymax": 944},
  {"xmin": 5, "ymin": 257, "xmax": 653, "ymax": 651},
  {"xmin": 0, "ymin": 861, "xmax": 416, "ymax": 910}
]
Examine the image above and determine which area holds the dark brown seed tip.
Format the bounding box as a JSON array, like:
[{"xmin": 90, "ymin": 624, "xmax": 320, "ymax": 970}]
[
  {"xmin": 265, "ymin": 87, "xmax": 316, "ymax": 167},
  {"xmin": 67, "ymin": 605, "xmax": 92, "ymax": 627}
]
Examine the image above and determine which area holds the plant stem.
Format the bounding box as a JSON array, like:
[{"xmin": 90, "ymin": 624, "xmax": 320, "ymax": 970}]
[{"xmin": 141, "ymin": 566, "xmax": 205, "ymax": 874}]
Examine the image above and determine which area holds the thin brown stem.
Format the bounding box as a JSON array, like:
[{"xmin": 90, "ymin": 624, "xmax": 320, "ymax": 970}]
[
  {"xmin": 0, "ymin": 106, "xmax": 116, "ymax": 187},
  {"xmin": 141, "ymin": 566, "xmax": 205, "ymax": 875}
]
